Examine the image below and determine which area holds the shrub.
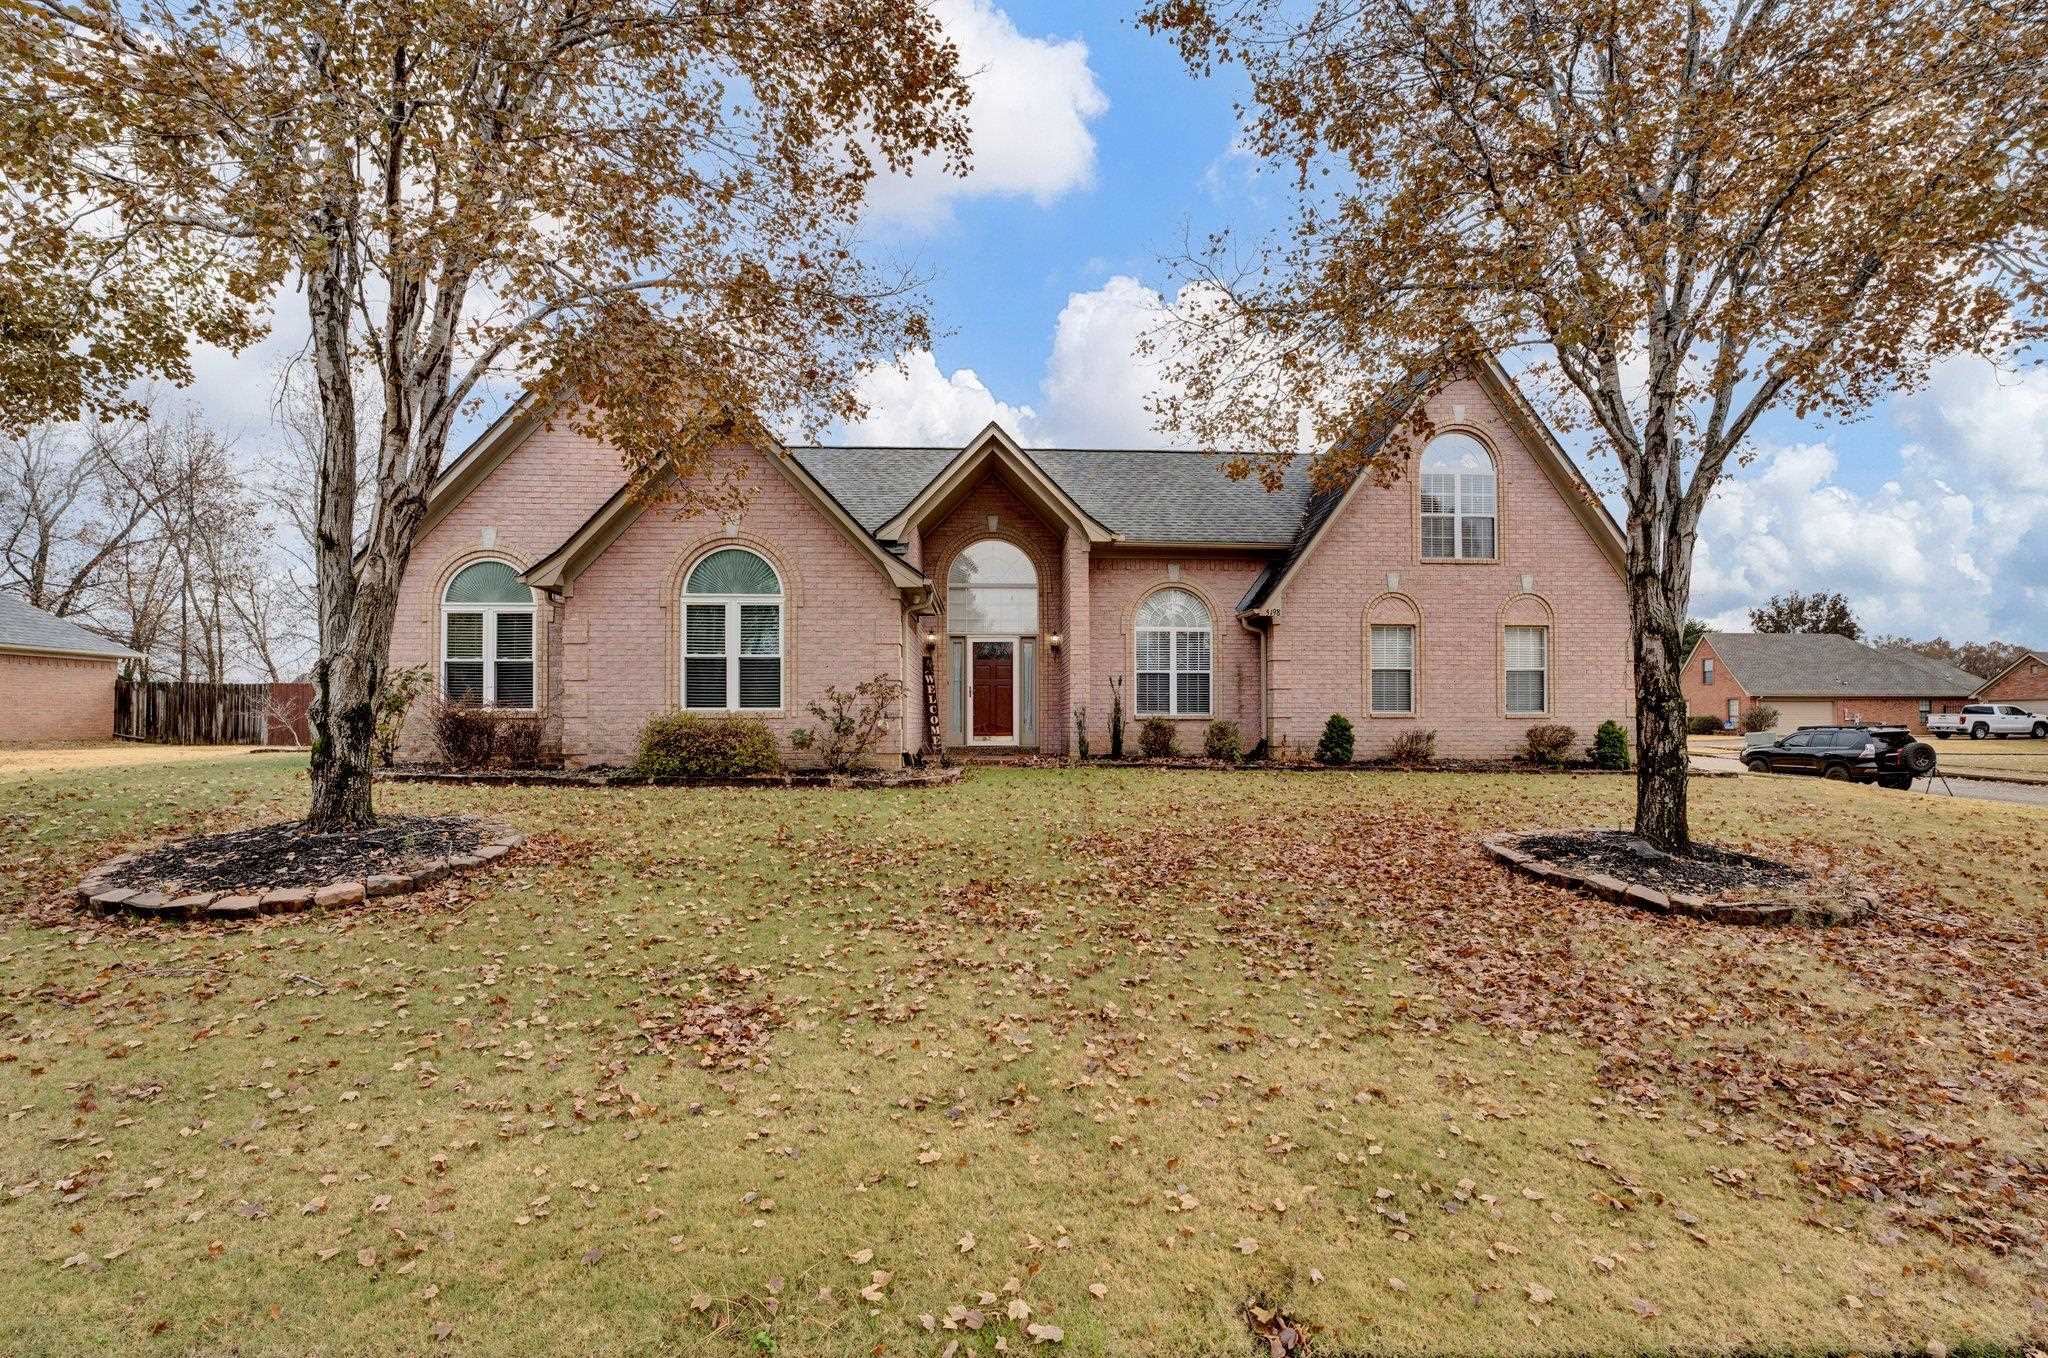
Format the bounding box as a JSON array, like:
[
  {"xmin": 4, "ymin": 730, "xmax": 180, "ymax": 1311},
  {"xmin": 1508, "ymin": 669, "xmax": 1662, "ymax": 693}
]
[
  {"xmin": 1315, "ymin": 713, "xmax": 1354, "ymax": 765},
  {"xmin": 1138, "ymin": 716, "xmax": 1178, "ymax": 758},
  {"xmin": 1073, "ymin": 706, "xmax": 1089, "ymax": 760},
  {"xmin": 1687, "ymin": 712, "xmax": 1723, "ymax": 736},
  {"xmin": 1591, "ymin": 719, "xmax": 1631, "ymax": 770},
  {"xmin": 1203, "ymin": 719, "xmax": 1243, "ymax": 762},
  {"xmin": 1388, "ymin": 727, "xmax": 1436, "ymax": 766},
  {"xmin": 1107, "ymin": 676, "xmax": 1125, "ymax": 759},
  {"xmin": 373, "ymin": 665, "xmax": 432, "ymax": 766},
  {"xmin": 636, "ymin": 711, "xmax": 780, "ymax": 779},
  {"xmin": 802, "ymin": 674, "xmax": 904, "ymax": 773},
  {"xmin": 1741, "ymin": 703, "xmax": 1779, "ymax": 734},
  {"xmin": 1522, "ymin": 722, "xmax": 1578, "ymax": 766},
  {"xmin": 431, "ymin": 699, "xmax": 545, "ymax": 769}
]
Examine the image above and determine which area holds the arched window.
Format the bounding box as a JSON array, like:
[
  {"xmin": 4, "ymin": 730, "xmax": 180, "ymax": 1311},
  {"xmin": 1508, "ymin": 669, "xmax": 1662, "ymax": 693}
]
[
  {"xmin": 1420, "ymin": 433, "xmax": 1497, "ymax": 560},
  {"xmin": 442, "ymin": 559, "xmax": 535, "ymax": 708},
  {"xmin": 1135, "ymin": 587, "xmax": 1212, "ymax": 717},
  {"xmin": 946, "ymin": 539, "xmax": 1038, "ymax": 634},
  {"xmin": 683, "ymin": 547, "xmax": 783, "ymax": 711}
]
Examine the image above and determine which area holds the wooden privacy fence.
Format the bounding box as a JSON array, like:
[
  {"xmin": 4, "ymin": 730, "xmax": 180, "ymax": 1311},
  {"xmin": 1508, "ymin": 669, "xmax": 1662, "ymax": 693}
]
[{"xmin": 115, "ymin": 680, "xmax": 315, "ymax": 746}]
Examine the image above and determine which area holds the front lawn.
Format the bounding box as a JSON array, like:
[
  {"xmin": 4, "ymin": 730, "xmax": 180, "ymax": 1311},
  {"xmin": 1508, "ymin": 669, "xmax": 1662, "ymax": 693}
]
[{"xmin": 2, "ymin": 757, "xmax": 2044, "ymax": 1357}]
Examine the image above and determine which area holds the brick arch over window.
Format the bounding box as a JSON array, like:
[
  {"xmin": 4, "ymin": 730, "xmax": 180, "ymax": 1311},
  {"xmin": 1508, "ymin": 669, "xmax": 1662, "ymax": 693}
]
[
  {"xmin": 1497, "ymin": 592, "xmax": 1556, "ymax": 719},
  {"xmin": 1363, "ymin": 591, "xmax": 1422, "ymax": 718},
  {"xmin": 934, "ymin": 529, "xmax": 1054, "ymax": 638},
  {"xmin": 659, "ymin": 535, "xmax": 803, "ymax": 713}
]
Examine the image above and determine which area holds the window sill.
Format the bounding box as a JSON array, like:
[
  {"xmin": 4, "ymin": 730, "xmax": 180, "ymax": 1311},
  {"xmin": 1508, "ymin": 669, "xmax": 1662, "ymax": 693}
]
[{"xmin": 1367, "ymin": 710, "xmax": 1417, "ymax": 720}]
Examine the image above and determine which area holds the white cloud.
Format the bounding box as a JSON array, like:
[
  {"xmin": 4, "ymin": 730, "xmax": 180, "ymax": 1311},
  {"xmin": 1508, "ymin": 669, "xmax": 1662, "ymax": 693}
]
[
  {"xmin": 861, "ymin": 0, "xmax": 1107, "ymax": 228},
  {"xmin": 1692, "ymin": 354, "xmax": 2048, "ymax": 641},
  {"xmin": 839, "ymin": 275, "xmax": 1186, "ymax": 448}
]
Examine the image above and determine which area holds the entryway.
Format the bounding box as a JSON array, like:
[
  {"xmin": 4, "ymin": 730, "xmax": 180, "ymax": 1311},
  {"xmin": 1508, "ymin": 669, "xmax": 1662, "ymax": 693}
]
[{"xmin": 969, "ymin": 638, "xmax": 1017, "ymax": 743}]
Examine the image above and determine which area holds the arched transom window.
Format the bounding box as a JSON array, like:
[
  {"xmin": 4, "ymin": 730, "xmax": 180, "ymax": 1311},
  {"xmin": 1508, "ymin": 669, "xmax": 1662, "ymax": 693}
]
[
  {"xmin": 442, "ymin": 560, "xmax": 535, "ymax": 708},
  {"xmin": 683, "ymin": 548, "xmax": 783, "ymax": 711},
  {"xmin": 1420, "ymin": 433, "xmax": 1497, "ymax": 560},
  {"xmin": 1135, "ymin": 587, "xmax": 1212, "ymax": 717},
  {"xmin": 946, "ymin": 539, "xmax": 1038, "ymax": 635}
]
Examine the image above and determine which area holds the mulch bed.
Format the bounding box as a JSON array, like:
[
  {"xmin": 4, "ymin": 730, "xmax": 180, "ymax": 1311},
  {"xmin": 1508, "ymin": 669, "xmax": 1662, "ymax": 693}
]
[
  {"xmin": 1516, "ymin": 830, "xmax": 1808, "ymax": 897},
  {"xmin": 1485, "ymin": 827, "xmax": 1876, "ymax": 926},
  {"xmin": 100, "ymin": 815, "xmax": 491, "ymax": 896}
]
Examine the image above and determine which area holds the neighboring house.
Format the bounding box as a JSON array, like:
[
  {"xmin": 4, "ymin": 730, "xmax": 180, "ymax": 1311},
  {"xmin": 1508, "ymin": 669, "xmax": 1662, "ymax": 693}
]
[
  {"xmin": 0, "ymin": 593, "xmax": 138, "ymax": 743},
  {"xmin": 1971, "ymin": 651, "xmax": 2048, "ymax": 708},
  {"xmin": 1679, "ymin": 631, "xmax": 1981, "ymax": 732},
  {"xmin": 390, "ymin": 359, "xmax": 1633, "ymax": 767}
]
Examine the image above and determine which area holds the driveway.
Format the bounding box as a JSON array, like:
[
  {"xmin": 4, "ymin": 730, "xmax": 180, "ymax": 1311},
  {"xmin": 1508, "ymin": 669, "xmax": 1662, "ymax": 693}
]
[{"xmin": 1691, "ymin": 752, "xmax": 2048, "ymax": 808}]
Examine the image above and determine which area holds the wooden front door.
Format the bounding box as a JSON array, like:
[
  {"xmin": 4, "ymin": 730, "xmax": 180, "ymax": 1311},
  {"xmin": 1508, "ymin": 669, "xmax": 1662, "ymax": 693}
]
[{"xmin": 971, "ymin": 640, "xmax": 1015, "ymax": 741}]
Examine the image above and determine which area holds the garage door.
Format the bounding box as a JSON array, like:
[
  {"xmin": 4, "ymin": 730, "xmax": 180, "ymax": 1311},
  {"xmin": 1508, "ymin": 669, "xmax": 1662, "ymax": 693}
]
[{"xmin": 1765, "ymin": 699, "xmax": 1836, "ymax": 732}]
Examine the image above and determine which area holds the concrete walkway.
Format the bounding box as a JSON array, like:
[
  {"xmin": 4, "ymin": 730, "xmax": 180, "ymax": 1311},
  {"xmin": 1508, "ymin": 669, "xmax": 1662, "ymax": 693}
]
[{"xmin": 1691, "ymin": 754, "xmax": 2048, "ymax": 809}]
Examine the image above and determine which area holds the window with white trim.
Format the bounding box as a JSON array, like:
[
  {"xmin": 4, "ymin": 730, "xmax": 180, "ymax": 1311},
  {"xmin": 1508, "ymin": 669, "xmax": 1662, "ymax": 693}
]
[
  {"xmin": 682, "ymin": 548, "xmax": 782, "ymax": 711},
  {"xmin": 1135, "ymin": 587, "xmax": 1211, "ymax": 717},
  {"xmin": 1727, "ymin": 698, "xmax": 1740, "ymax": 722},
  {"xmin": 442, "ymin": 560, "xmax": 535, "ymax": 708},
  {"xmin": 1369, "ymin": 624, "xmax": 1415, "ymax": 714},
  {"xmin": 1420, "ymin": 433, "xmax": 1497, "ymax": 559},
  {"xmin": 1504, "ymin": 624, "xmax": 1548, "ymax": 714},
  {"xmin": 1702, "ymin": 657, "xmax": 1715, "ymax": 684}
]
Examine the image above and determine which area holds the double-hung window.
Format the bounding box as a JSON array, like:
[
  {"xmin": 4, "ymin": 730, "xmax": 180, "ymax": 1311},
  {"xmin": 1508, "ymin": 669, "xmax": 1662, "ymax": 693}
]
[
  {"xmin": 1134, "ymin": 587, "xmax": 1212, "ymax": 717},
  {"xmin": 442, "ymin": 560, "xmax": 535, "ymax": 708},
  {"xmin": 1702, "ymin": 657, "xmax": 1715, "ymax": 684},
  {"xmin": 1420, "ymin": 433, "xmax": 1497, "ymax": 560},
  {"xmin": 682, "ymin": 548, "xmax": 783, "ymax": 711},
  {"xmin": 1504, "ymin": 624, "xmax": 1548, "ymax": 714},
  {"xmin": 1369, "ymin": 624, "xmax": 1416, "ymax": 715}
]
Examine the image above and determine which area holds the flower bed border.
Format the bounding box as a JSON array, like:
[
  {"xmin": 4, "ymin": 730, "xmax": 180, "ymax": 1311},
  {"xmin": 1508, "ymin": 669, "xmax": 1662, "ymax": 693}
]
[
  {"xmin": 373, "ymin": 765, "xmax": 964, "ymax": 790},
  {"xmin": 74, "ymin": 821, "xmax": 525, "ymax": 921},
  {"xmin": 1481, "ymin": 828, "xmax": 1878, "ymax": 926}
]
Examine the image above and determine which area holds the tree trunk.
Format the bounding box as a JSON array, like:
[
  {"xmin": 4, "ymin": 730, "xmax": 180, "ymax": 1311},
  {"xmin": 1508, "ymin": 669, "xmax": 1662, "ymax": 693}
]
[
  {"xmin": 1629, "ymin": 571, "xmax": 1690, "ymax": 853},
  {"xmin": 308, "ymin": 643, "xmax": 380, "ymax": 830}
]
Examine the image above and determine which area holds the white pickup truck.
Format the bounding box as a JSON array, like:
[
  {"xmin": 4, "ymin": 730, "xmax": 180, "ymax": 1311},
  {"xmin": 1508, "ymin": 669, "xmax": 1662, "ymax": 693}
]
[{"xmin": 1926, "ymin": 704, "xmax": 2048, "ymax": 739}]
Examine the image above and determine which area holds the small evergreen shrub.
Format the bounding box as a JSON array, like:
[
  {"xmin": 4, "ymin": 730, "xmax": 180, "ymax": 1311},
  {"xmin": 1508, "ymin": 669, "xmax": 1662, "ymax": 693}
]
[
  {"xmin": 1591, "ymin": 719, "xmax": 1630, "ymax": 770},
  {"xmin": 1687, "ymin": 712, "xmax": 1723, "ymax": 736},
  {"xmin": 1138, "ymin": 716, "xmax": 1178, "ymax": 758},
  {"xmin": 1522, "ymin": 722, "xmax": 1578, "ymax": 766},
  {"xmin": 1388, "ymin": 727, "xmax": 1436, "ymax": 766},
  {"xmin": 636, "ymin": 711, "xmax": 780, "ymax": 779},
  {"xmin": 1741, "ymin": 703, "xmax": 1779, "ymax": 734},
  {"xmin": 1203, "ymin": 719, "xmax": 1243, "ymax": 762},
  {"xmin": 1107, "ymin": 677, "xmax": 1125, "ymax": 759},
  {"xmin": 1315, "ymin": 713, "xmax": 1354, "ymax": 765}
]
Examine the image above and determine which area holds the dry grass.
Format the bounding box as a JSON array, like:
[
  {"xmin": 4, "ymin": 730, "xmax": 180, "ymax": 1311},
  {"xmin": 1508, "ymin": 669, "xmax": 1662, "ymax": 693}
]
[
  {"xmin": 0, "ymin": 756, "xmax": 2044, "ymax": 1357},
  {"xmin": 0, "ymin": 741, "xmax": 275, "ymax": 781}
]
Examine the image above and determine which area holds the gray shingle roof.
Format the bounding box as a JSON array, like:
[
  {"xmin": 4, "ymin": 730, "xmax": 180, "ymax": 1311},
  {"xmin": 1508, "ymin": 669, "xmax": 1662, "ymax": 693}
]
[
  {"xmin": 788, "ymin": 445, "xmax": 1315, "ymax": 545},
  {"xmin": 0, "ymin": 592, "xmax": 136, "ymax": 660},
  {"xmin": 1707, "ymin": 631, "xmax": 1979, "ymax": 699}
]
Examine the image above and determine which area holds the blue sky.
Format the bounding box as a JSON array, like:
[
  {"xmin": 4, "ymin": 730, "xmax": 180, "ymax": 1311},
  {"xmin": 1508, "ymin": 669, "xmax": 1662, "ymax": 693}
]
[{"xmin": 184, "ymin": 1, "xmax": 2047, "ymax": 644}]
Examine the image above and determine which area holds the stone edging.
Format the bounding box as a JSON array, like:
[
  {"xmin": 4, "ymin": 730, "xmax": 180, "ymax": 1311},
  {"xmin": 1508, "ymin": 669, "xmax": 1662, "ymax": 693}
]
[
  {"xmin": 1480, "ymin": 829, "xmax": 1878, "ymax": 926},
  {"xmin": 373, "ymin": 766, "xmax": 964, "ymax": 790},
  {"xmin": 74, "ymin": 823, "xmax": 525, "ymax": 921}
]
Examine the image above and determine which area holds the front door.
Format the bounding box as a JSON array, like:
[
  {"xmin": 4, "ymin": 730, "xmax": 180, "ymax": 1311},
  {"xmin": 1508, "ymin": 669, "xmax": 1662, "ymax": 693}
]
[{"xmin": 970, "ymin": 639, "xmax": 1016, "ymax": 742}]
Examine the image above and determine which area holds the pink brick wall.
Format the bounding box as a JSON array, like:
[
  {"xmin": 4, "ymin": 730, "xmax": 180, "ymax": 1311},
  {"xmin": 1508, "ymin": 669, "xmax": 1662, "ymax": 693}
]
[
  {"xmin": 560, "ymin": 440, "xmax": 908, "ymax": 765},
  {"xmin": 1264, "ymin": 376, "xmax": 1632, "ymax": 760},
  {"xmin": 0, "ymin": 653, "xmax": 119, "ymax": 742},
  {"xmin": 1085, "ymin": 553, "xmax": 1266, "ymax": 752}
]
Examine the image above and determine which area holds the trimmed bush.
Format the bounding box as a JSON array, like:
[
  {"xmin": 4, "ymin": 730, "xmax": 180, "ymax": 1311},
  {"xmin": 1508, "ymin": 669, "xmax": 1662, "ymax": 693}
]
[
  {"xmin": 1388, "ymin": 728, "xmax": 1436, "ymax": 766},
  {"xmin": 432, "ymin": 700, "xmax": 545, "ymax": 769},
  {"xmin": 1741, "ymin": 703, "xmax": 1779, "ymax": 734},
  {"xmin": 1315, "ymin": 713, "xmax": 1354, "ymax": 765},
  {"xmin": 1522, "ymin": 722, "xmax": 1578, "ymax": 766},
  {"xmin": 1687, "ymin": 712, "xmax": 1723, "ymax": 736},
  {"xmin": 1203, "ymin": 719, "xmax": 1243, "ymax": 763},
  {"xmin": 1591, "ymin": 719, "xmax": 1630, "ymax": 770},
  {"xmin": 1138, "ymin": 716, "xmax": 1177, "ymax": 759},
  {"xmin": 636, "ymin": 711, "xmax": 780, "ymax": 779}
]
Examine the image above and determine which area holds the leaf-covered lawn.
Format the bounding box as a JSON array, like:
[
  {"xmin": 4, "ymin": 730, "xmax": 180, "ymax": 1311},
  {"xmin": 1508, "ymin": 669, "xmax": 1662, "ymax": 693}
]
[{"xmin": 2, "ymin": 756, "xmax": 2045, "ymax": 1357}]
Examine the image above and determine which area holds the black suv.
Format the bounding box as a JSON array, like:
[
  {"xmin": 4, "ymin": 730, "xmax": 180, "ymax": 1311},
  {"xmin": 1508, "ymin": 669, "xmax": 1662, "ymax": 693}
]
[{"xmin": 1740, "ymin": 724, "xmax": 1937, "ymax": 790}]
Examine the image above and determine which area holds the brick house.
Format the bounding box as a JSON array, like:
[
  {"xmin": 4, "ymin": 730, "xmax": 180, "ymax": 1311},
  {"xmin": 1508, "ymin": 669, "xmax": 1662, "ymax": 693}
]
[
  {"xmin": 390, "ymin": 358, "xmax": 1634, "ymax": 766},
  {"xmin": 0, "ymin": 593, "xmax": 138, "ymax": 743},
  {"xmin": 1972, "ymin": 651, "xmax": 2048, "ymax": 707},
  {"xmin": 1679, "ymin": 631, "xmax": 1981, "ymax": 733}
]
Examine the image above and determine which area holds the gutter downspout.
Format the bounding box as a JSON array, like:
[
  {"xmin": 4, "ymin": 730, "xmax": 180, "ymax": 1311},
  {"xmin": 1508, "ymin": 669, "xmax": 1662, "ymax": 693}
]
[{"xmin": 1238, "ymin": 610, "xmax": 1275, "ymax": 751}]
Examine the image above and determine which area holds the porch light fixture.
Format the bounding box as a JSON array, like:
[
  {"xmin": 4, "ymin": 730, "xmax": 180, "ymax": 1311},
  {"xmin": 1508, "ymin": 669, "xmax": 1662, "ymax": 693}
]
[
  {"xmin": 923, "ymin": 631, "xmax": 939, "ymax": 650},
  {"xmin": 1046, "ymin": 632, "xmax": 1063, "ymax": 650}
]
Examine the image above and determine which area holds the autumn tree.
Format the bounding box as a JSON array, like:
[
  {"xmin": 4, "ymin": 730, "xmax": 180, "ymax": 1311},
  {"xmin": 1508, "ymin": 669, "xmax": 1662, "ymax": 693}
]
[
  {"xmin": 12, "ymin": 0, "xmax": 969, "ymax": 828},
  {"xmin": 1139, "ymin": 0, "xmax": 2048, "ymax": 850},
  {"xmin": 1872, "ymin": 634, "xmax": 2041, "ymax": 680},
  {"xmin": 1749, "ymin": 591, "xmax": 1861, "ymax": 640}
]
